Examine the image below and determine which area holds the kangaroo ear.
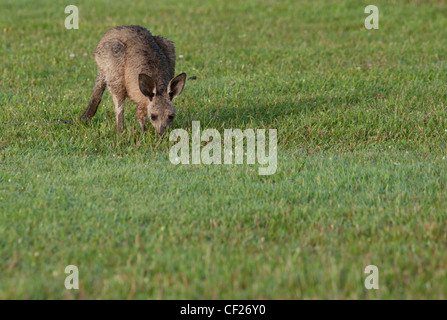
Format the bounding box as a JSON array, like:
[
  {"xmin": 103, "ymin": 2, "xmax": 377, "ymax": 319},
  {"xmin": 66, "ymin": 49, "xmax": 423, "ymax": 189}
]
[
  {"xmin": 139, "ymin": 73, "xmax": 156, "ymax": 101},
  {"xmin": 168, "ymin": 73, "xmax": 186, "ymax": 100}
]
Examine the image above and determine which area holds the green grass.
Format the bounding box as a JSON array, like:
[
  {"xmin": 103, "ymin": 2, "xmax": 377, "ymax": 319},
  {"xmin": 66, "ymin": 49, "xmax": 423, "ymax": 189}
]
[{"xmin": 1, "ymin": 0, "xmax": 447, "ymax": 299}]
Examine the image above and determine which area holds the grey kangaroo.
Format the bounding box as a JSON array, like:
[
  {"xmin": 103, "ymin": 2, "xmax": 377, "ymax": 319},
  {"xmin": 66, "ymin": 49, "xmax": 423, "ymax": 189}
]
[{"xmin": 80, "ymin": 25, "xmax": 186, "ymax": 135}]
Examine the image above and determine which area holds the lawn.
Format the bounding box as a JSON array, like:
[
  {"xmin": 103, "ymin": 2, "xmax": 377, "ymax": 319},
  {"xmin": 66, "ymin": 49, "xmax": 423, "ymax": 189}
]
[{"xmin": 0, "ymin": 0, "xmax": 446, "ymax": 299}]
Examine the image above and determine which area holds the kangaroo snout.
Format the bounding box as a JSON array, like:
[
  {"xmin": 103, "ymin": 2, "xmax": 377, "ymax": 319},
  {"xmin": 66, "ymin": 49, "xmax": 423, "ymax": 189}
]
[{"xmin": 157, "ymin": 126, "xmax": 167, "ymax": 136}]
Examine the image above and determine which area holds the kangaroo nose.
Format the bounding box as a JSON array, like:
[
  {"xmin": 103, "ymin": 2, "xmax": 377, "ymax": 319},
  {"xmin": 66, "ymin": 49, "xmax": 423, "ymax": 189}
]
[{"xmin": 157, "ymin": 126, "xmax": 166, "ymax": 136}]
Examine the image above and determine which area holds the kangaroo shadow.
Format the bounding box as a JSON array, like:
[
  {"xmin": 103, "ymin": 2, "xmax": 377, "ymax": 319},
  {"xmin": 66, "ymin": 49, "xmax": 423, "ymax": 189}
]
[{"xmin": 175, "ymin": 94, "xmax": 364, "ymax": 130}]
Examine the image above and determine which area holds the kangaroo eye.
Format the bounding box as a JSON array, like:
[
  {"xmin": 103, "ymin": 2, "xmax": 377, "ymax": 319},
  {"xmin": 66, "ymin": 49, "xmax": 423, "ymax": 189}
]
[
  {"xmin": 168, "ymin": 114, "xmax": 175, "ymax": 120},
  {"xmin": 150, "ymin": 114, "xmax": 158, "ymax": 121}
]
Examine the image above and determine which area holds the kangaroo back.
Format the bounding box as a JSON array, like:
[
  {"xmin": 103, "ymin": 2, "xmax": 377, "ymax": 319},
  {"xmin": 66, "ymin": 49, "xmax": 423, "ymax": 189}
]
[{"xmin": 153, "ymin": 36, "xmax": 176, "ymax": 79}]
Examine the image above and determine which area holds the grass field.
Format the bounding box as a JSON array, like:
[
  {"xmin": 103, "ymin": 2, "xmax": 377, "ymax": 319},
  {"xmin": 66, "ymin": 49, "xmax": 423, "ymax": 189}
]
[{"xmin": 1, "ymin": 0, "xmax": 447, "ymax": 299}]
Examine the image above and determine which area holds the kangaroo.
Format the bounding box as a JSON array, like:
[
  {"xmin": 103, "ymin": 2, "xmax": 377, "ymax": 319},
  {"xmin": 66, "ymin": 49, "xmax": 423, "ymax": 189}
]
[{"xmin": 80, "ymin": 25, "xmax": 186, "ymax": 136}]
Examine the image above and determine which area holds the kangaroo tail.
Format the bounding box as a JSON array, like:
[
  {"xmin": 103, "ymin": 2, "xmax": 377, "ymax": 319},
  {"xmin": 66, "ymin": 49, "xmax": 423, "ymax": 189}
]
[{"xmin": 80, "ymin": 71, "xmax": 106, "ymax": 121}]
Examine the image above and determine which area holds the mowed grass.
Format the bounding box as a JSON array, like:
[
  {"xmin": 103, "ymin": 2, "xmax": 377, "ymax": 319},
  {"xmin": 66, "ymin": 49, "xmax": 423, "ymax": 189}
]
[{"xmin": 0, "ymin": 0, "xmax": 446, "ymax": 299}]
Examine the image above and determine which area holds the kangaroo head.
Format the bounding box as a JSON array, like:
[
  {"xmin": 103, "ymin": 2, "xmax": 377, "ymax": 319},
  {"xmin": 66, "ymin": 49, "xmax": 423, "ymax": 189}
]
[{"xmin": 138, "ymin": 73, "xmax": 186, "ymax": 136}]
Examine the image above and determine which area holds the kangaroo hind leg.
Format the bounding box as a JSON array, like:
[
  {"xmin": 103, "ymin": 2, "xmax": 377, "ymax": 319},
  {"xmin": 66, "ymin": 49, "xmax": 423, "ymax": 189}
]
[{"xmin": 80, "ymin": 70, "xmax": 106, "ymax": 121}]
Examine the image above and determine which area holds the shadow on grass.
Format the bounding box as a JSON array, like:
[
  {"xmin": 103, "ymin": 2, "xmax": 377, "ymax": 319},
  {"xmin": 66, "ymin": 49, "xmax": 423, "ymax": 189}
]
[{"xmin": 174, "ymin": 94, "xmax": 364, "ymax": 131}]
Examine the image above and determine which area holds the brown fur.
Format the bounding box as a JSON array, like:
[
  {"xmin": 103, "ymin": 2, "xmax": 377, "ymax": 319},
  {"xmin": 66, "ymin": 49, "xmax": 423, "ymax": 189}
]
[{"xmin": 80, "ymin": 25, "xmax": 186, "ymax": 135}]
